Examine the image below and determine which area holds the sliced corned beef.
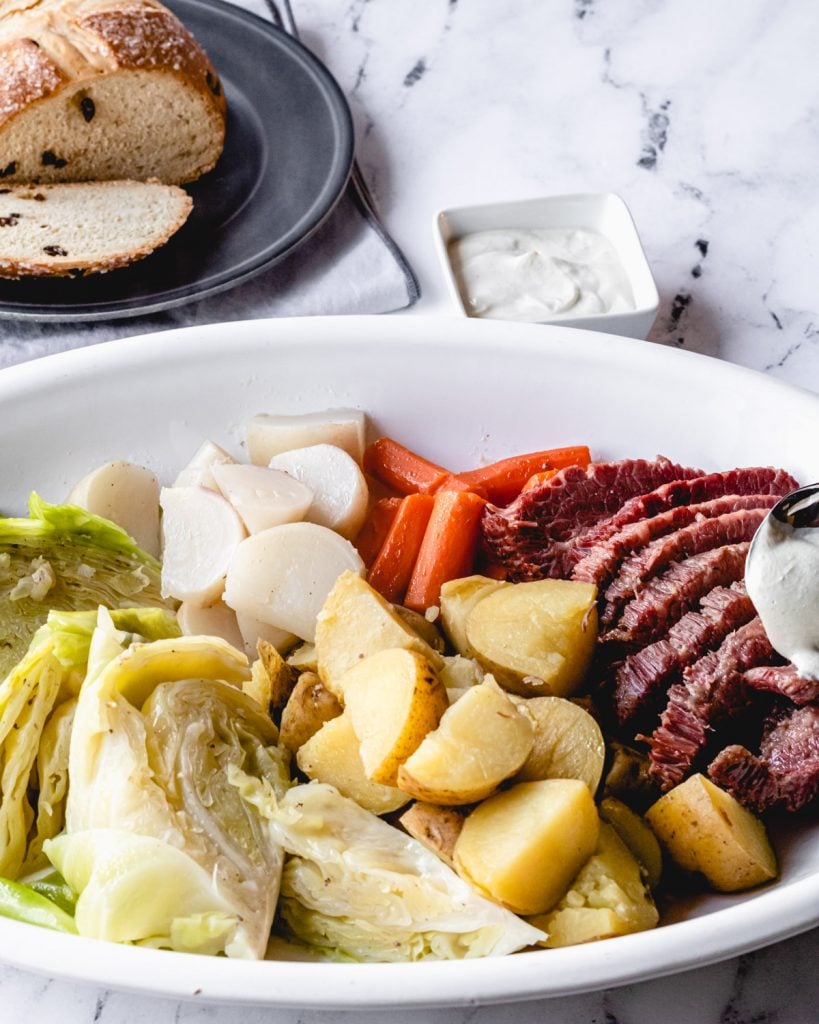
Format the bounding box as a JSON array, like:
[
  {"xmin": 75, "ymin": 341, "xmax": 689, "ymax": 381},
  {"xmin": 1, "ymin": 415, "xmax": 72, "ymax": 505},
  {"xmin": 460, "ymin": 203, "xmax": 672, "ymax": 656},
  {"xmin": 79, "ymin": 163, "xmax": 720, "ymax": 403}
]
[
  {"xmin": 601, "ymin": 508, "xmax": 768, "ymax": 625},
  {"xmin": 613, "ymin": 583, "xmax": 756, "ymax": 728},
  {"xmin": 647, "ymin": 617, "xmax": 775, "ymax": 791},
  {"xmin": 602, "ymin": 542, "xmax": 750, "ymax": 646},
  {"xmin": 481, "ymin": 457, "xmax": 701, "ymax": 580},
  {"xmin": 571, "ymin": 494, "xmax": 779, "ymax": 590},
  {"xmin": 708, "ymin": 704, "xmax": 819, "ymax": 813},
  {"xmin": 571, "ymin": 467, "xmax": 798, "ymax": 564},
  {"xmin": 742, "ymin": 665, "xmax": 819, "ymax": 705}
]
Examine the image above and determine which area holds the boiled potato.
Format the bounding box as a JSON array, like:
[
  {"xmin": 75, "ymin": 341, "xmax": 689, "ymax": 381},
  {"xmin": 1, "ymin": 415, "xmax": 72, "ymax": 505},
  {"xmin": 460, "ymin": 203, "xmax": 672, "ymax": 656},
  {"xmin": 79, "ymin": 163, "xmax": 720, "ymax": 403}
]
[
  {"xmin": 453, "ymin": 779, "xmax": 599, "ymax": 915},
  {"xmin": 396, "ymin": 676, "xmax": 533, "ymax": 805},
  {"xmin": 243, "ymin": 658, "xmax": 276, "ymax": 718},
  {"xmin": 341, "ymin": 649, "xmax": 449, "ymax": 785},
  {"xmin": 315, "ymin": 571, "xmax": 444, "ymax": 696},
  {"xmin": 439, "ymin": 575, "xmax": 508, "ymax": 657},
  {"xmin": 279, "ymin": 671, "xmax": 342, "ymax": 752},
  {"xmin": 514, "ymin": 695, "xmax": 605, "ymax": 794},
  {"xmin": 257, "ymin": 638, "xmax": 297, "ymax": 712},
  {"xmin": 599, "ymin": 796, "xmax": 662, "ymax": 889},
  {"xmin": 287, "ymin": 642, "xmax": 318, "ymax": 673},
  {"xmin": 465, "ymin": 579, "xmax": 598, "ymax": 697},
  {"xmin": 603, "ymin": 742, "xmax": 658, "ymax": 811},
  {"xmin": 645, "ymin": 774, "xmax": 777, "ymax": 892},
  {"xmin": 528, "ymin": 823, "xmax": 659, "ymax": 946},
  {"xmin": 439, "ymin": 654, "xmax": 484, "ymax": 691},
  {"xmin": 394, "ymin": 605, "xmax": 446, "ymax": 654},
  {"xmin": 296, "ymin": 714, "xmax": 409, "ymax": 814},
  {"xmin": 398, "ymin": 802, "xmax": 464, "ymax": 868}
]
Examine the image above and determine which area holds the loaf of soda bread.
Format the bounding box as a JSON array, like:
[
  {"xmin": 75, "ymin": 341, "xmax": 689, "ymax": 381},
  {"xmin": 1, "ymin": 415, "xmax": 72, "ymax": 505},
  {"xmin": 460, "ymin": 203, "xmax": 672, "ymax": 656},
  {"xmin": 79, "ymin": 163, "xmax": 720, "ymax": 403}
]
[{"xmin": 0, "ymin": 0, "xmax": 226, "ymax": 186}]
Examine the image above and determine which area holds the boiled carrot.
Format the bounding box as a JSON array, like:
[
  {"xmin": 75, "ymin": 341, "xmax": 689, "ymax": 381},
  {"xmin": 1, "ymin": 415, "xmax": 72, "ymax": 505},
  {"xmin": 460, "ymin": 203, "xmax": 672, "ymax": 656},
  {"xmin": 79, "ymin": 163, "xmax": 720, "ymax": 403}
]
[
  {"xmin": 355, "ymin": 497, "xmax": 402, "ymax": 567},
  {"xmin": 433, "ymin": 474, "xmax": 486, "ymax": 497},
  {"xmin": 367, "ymin": 493, "xmax": 435, "ymax": 603},
  {"xmin": 458, "ymin": 445, "xmax": 591, "ymax": 505},
  {"xmin": 521, "ymin": 469, "xmax": 559, "ymax": 492},
  {"xmin": 363, "ymin": 437, "xmax": 451, "ymax": 495},
  {"xmin": 404, "ymin": 490, "xmax": 486, "ymax": 612}
]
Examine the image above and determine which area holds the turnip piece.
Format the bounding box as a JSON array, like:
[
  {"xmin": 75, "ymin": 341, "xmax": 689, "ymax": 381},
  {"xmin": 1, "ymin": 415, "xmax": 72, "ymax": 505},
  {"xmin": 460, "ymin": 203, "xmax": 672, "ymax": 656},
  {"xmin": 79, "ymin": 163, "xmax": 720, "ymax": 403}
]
[
  {"xmin": 235, "ymin": 611, "xmax": 297, "ymax": 658},
  {"xmin": 211, "ymin": 464, "xmax": 313, "ymax": 534},
  {"xmin": 245, "ymin": 410, "xmax": 366, "ymax": 466},
  {"xmin": 177, "ymin": 599, "xmax": 244, "ymax": 650},
  {"xmin": 268, "ymin": 444, "xmax": 369, "ymax": 539},
  {"xmin": 160, "ymin": 486, "xmax": 246, "ymax": 605},
  {"xmin": 173, "ymin": 441, "xmax": 235, "ymax": 490},
  {"xmin": 224, "ymin": 523, "xmax": 365, "ymax": 643},
  {"xmin": 68, "ymin": 460, "xmax": 161, "ymax": 557}
]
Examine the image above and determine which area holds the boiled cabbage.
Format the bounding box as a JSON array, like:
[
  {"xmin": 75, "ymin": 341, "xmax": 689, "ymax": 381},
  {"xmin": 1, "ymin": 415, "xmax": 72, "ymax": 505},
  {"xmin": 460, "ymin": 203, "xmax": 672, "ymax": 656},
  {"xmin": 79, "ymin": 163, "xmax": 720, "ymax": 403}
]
[
  {"xmin": 0, "ymin": 495, "xmax": 172, "ymax": 679},
  {"xmin": 0, "ymin": 606, "xmax": 179, "ymax": 878},
  {"xmin": 236, "ymin": 779, "xmax": 546, "ymax": 961},
  {"xmin": 46, "ymin": 611, "xmax": 289, "ymax": 958}
]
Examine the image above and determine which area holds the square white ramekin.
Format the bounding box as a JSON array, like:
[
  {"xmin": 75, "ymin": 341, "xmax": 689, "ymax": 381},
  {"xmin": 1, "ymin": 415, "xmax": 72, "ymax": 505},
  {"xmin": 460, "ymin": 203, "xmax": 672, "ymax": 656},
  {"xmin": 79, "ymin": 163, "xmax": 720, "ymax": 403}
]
[{"xmin": 434, "ymin": 193, "xmax": 659, "ymax": 339}]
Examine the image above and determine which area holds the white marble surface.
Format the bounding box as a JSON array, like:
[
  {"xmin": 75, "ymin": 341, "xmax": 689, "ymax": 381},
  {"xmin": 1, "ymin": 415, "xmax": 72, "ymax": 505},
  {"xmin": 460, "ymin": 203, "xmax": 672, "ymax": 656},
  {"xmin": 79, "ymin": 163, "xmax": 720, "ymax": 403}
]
[{"xmin": 1, "ymin": 0, "xmax": 818, "ymax": 1021}]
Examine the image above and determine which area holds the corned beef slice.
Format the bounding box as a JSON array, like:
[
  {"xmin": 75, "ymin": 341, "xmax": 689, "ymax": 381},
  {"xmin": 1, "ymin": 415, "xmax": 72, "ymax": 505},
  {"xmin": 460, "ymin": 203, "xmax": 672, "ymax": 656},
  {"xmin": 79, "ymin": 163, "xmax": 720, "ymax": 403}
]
[
  {"xmin": 708, "ymin": 704, "xmax": 819, "ymax": 813},
  {"xmin": 602, "ymin": 542, "xmax": 751, "ymax": 646},
  {"xmin": 573, "ymin": 467, "xmax": 798, "ymax": 560},
  {"xmin": 648, "ymin": 617, "xmax": 775, "ymax": 791},
  {"xmin": 481, "ymin": 458, "xmax": 701, "ymax": 580},
  {"xmin": 614, "ymin": 583, "xmax": 756, "ymax": 728},
  {"xmin": 742, "ymin": 666, "xmax": 819, "ymax": 706},
  {"xmin": 572, "ymin": 494, "xmax": 779, "ymax": 590},
  {"xmin": 601, "ymin": 508, "xmax": 769, "ymax": 626}
]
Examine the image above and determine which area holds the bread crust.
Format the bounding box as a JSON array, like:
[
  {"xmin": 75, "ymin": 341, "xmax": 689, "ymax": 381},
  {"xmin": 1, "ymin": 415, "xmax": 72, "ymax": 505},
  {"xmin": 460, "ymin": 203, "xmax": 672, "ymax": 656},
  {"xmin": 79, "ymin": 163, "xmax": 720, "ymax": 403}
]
[
  {"xmin": 0, "ymin": 0, "xmax": 226, "ymax": 178},
  {"xmin": 0, "ymin": 179, "xmax": 193, "ymax": 277}
]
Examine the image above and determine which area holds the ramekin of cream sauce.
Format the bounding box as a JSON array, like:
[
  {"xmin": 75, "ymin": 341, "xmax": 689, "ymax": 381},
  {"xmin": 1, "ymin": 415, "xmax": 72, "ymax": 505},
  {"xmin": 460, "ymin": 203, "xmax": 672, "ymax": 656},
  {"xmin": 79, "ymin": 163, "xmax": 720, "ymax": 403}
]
[{"xmin": 448, "ymin": 227, "xmax": 635, "ymax": 323}]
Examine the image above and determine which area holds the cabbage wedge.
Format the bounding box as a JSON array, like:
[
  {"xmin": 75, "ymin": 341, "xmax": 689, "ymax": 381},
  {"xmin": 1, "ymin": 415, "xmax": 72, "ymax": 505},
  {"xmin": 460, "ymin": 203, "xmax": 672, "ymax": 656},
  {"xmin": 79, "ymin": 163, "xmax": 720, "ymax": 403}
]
[
  {"xmin": 0, "ymin": 495, "xmax": 172, "ymax": 679},
  {"xmin": 237, "ymin": 780, "xmax": 546, "ymax": 961},
  {"xmin": 0, "ymin": 606, "xmax": 180, "ymax": 878},
  {"xmin": 46, "ymin": 611, "xmax": 289, "ymax": 958}
]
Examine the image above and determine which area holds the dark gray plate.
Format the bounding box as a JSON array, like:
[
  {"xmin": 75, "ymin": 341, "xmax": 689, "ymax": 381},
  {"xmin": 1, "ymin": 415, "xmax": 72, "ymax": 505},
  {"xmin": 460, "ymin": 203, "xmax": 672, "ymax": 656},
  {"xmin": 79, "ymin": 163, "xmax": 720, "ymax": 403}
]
[{"xmin": 0, "ymin": 0, "xmax": 354, "ymax": 321}]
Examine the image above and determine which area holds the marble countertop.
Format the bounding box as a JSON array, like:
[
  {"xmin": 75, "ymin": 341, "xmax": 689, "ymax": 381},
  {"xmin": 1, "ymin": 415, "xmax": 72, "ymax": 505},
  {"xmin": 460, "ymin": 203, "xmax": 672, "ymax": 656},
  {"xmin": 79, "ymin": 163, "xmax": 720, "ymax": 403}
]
[{"xmin": 0, "ymin": 0, "xmax": 817, "ymax": 1021}]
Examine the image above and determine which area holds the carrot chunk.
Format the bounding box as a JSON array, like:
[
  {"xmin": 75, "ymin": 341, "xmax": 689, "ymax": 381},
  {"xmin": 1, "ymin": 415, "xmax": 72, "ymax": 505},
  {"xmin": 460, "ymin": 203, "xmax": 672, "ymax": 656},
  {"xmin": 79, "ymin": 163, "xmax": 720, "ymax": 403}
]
[
  {"xmin": 433, "ymin": 474, "xmax": 486, "ymax": 497},
  {"xmin": 458, "ymin": 446, "xmax": 591, "ymax": 505},
  {"xmin": 355, "ymin": 497, "xmax": 402, "ymax": 567},
  {"xmin": 521, "ymin": 469, "xmax": 559, "ymax": 492},
  {"xmin": 367, "ymin": 493, "xmax": 435, "ymax": 603},
  {"xmin": 404, "ymin": 490, "xmax": 487, "ymax": 612},
  {"xmin": 363, "ymin": 438, "xmax": 451, "ymax": 495}
]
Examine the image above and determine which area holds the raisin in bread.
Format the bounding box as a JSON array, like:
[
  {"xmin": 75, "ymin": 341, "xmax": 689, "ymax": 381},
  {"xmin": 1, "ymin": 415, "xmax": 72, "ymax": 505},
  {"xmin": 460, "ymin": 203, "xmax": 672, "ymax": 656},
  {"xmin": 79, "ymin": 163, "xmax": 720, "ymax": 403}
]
[
  {"xmin": 0, "ymin": 0, "xmax": 226, "ymax": 186},
  {"xmin": 0, "ymin": 180, "xmax": 192, "ymax": 276}
]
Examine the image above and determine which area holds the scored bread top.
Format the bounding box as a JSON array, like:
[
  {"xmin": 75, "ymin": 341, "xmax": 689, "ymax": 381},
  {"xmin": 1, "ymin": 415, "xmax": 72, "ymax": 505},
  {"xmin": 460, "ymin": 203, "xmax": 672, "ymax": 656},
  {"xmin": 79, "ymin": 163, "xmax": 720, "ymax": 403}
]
[{"xmin": 0, "ymin": 0, "xmax": 226, "ymax": 130}]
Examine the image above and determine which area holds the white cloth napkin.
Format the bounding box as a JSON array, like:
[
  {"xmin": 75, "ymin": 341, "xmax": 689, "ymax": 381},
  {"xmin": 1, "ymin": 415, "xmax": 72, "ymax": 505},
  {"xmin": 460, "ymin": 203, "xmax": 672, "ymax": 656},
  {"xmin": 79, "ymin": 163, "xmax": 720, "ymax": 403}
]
[
  {"xmin": 0, "ymin": 0, "xmax": 418, "ymax": 368},
  {"xmin": 202, "ymin": 0, "xmax": 419, "ymax": 318}
]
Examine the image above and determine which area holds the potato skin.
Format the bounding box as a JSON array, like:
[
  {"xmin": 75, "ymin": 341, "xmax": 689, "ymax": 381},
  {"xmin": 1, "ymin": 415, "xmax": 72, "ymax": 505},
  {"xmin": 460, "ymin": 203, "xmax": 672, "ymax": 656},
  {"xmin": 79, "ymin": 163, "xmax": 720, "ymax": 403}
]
[
  {"xmin": 279, "ymin": 671, "xmax": 342, "ymax": 752},
  {"xmin": 257, "ymin": 638, "xmax": 297, "ymax": 711},
  {"xmin": 398, "ymin": 802, "xmax": 464, "ymax": 867},
  {"xmin": 599, "ymin": 796, "xmax": 662, "ymax": 890},
  {"xmin": 453, "ymin": 779, "xmax": 600, "ymax": 915},
  {"xmin": 645, "ymin": 773, "xmax": 777, "ymax": 892}
]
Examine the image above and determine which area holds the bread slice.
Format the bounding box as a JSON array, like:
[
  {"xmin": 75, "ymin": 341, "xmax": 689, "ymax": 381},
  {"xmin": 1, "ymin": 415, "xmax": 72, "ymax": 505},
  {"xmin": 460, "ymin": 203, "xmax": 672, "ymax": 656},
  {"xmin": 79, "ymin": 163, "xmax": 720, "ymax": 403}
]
[
  {"xmin": 0, "ymin": 180, "xmax": 193, "ymax": 277},
  {"xmin": 0, "ymin": 0, "xmax": 226, "ymax": 185}
]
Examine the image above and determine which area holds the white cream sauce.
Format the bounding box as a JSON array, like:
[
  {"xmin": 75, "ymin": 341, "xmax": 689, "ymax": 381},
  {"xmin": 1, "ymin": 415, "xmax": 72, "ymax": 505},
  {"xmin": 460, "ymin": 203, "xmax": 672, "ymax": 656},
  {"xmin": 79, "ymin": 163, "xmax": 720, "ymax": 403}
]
[
  {"xmin": 746, "ymin": 505, "xmax": 819, "ymax": 679},
  {"xmin": 448, "ymin": 227, "xmax": 635, "ymax": 322}
]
